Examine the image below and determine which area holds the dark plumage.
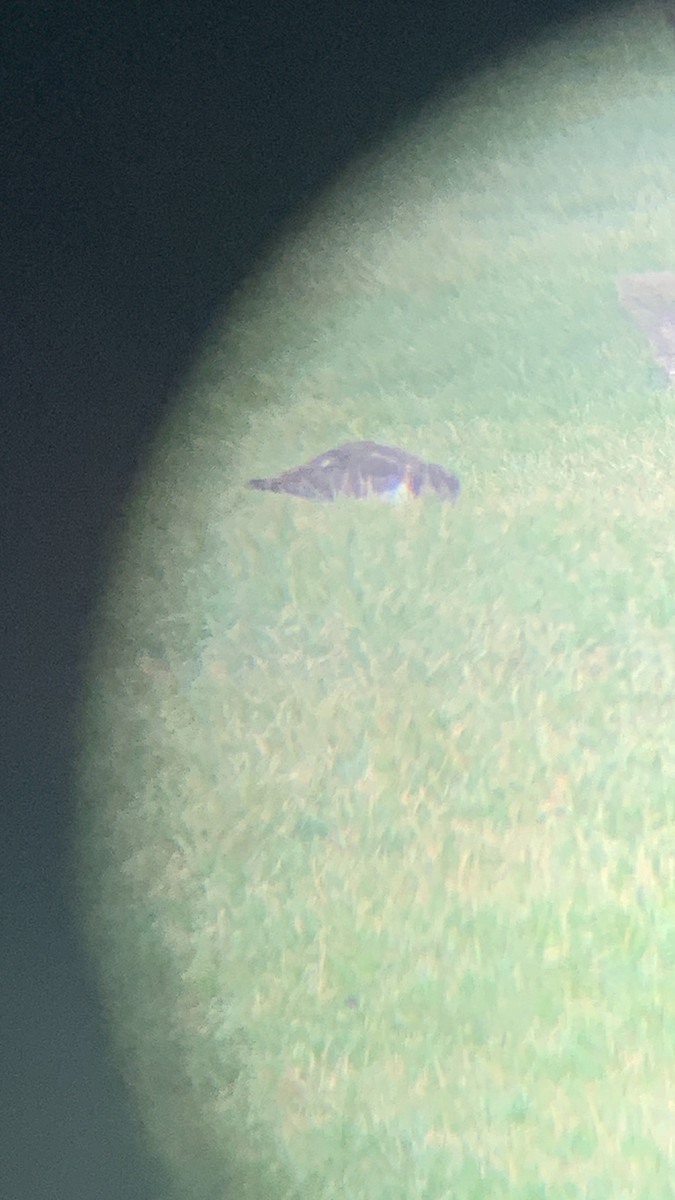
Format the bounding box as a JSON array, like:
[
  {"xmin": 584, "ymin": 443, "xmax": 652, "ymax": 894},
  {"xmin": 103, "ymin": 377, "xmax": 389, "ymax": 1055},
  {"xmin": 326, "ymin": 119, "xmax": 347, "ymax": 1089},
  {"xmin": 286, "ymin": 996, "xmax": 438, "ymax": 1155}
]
[{"xmin": 248, "ymin": 440, "xmax": 460, "ymax": 502}]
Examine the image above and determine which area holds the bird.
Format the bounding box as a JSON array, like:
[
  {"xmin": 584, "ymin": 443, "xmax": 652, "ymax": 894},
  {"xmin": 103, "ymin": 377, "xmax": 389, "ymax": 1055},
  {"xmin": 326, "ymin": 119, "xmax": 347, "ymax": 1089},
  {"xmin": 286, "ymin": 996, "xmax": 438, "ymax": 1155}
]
[
  {"xmin": 248, "ymin": 440, "xmax": 460, "ymax": 503},
  {"xmin": 617, "ymin": 271, "xmax": 675, "ymax": 383}
]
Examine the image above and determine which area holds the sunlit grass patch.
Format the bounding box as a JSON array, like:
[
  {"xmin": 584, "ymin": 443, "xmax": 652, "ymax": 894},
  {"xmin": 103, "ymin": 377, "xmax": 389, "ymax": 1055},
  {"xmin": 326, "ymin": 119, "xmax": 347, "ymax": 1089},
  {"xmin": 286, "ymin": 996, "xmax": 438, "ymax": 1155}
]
[{"xmin": 79, "ymin": 9, "xmax": 675, "ymax": 1198}]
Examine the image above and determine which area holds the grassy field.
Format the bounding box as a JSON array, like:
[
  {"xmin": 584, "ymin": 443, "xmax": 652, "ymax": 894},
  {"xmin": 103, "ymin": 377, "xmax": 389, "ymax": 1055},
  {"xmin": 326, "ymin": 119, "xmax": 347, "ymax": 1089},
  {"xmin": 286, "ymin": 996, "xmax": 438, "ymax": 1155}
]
[{"xmin": 78, "ymin": 7, "xmax": 675, "ymax": 1199}]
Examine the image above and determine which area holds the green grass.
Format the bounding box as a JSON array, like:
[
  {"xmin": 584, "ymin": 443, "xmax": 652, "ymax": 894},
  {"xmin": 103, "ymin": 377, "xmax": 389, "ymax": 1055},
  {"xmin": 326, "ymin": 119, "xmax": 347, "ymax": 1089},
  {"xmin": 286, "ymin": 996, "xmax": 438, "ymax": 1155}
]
[{"xmin": 78, "ymin": 7, "xmax": 675, "ymax": 1199}]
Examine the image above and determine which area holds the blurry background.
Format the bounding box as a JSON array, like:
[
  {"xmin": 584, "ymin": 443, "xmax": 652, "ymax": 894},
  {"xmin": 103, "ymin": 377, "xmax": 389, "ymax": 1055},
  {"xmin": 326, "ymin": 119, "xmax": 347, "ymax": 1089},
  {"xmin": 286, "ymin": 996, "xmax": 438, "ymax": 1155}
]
[{"xmin": 1, "ymin": 1, "xmax": 629, "ymax": 1197}]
